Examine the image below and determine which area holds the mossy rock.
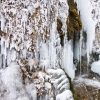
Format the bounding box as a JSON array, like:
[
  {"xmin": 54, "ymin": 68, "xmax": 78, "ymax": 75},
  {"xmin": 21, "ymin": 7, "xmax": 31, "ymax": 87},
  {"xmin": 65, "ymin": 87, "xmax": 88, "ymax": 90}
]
[{"xmin": 67, "ymin": 0, "xmax": 82, "ymax": 40}]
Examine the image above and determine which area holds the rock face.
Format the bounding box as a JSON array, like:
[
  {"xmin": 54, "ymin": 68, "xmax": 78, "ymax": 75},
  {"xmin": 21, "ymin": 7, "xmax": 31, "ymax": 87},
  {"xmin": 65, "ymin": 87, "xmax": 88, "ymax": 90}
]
[{"xmin": 0, "ymin": 0, "xmax": 75, "ymax": 100}]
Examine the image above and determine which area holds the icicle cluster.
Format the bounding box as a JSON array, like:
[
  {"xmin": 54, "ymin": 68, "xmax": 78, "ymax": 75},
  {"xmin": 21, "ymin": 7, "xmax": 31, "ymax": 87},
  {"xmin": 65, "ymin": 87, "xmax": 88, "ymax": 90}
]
[
  {"xmin": 0, "ymin": 0, "xmax": 75, "ymax": 100},
  {"xmin": 75, "ymin": 0, "xmax": 96, "ymax": 62},
  {"xmin": 0, "ymin": 0, "xmax": 75, "ymax": 79}
]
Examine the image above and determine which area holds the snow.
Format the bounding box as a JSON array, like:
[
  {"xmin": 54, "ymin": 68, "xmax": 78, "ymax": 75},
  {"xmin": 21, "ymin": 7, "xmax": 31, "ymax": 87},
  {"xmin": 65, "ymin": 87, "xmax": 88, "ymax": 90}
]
[
  {"xmin": 76, "ymin": 0, "xmax": 96, "ymax": 62},
  {"xmin": 0, "ymin": 61, "xmax": 72, "ymax": 100},
  {"xmin": 45, "ymin": 82, "xmax": 51, "ymax": 89},
  {"xmin": 0, "ymin": 62, "xmax": 29, "ymax": 100},
  {"xmin": 58, "ymin": 0, "xmax": 69, "ymax": 33},
  {"xmin": 28, "ymin": 59, "xmax": 38, "ymax": 70},
  {"xmin": 46, "ymin": 68, "xmax": 69, "ymax": 89},
  {"xmin": 57, "ymin": 78, "xmax": 69, "ymax": 90},
  {"xmin": 46, "ymin": 68, "xmax": 65, "ymax": 76},
  {"xmin": 91, "ymin": 60, "xmax": 100, "ymax": 75},
  {"xmin": 75, "ymin": 77, "xmax": 100, "ymax": 89},
  {"xmin": 46, "ymin": 68, "xmax": 73, "ymax": 100},
  {"xmin": 25, "ymin": 83, "xmax": 37, "ymax": 100},
  {"xmin": 56, "ymin": 90, "xmax": 74, "ymax": 100}
]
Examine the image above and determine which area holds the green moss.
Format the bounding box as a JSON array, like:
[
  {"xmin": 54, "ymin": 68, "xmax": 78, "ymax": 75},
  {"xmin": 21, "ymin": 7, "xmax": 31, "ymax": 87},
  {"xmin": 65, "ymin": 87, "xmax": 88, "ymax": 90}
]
[{"xmin": 67, "ymin": 0, "xmax": 82, "ymax": 40}]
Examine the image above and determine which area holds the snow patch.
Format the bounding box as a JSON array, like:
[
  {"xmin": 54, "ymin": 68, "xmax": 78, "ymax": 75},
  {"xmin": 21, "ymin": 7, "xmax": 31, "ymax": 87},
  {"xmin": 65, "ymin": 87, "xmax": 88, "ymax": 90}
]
[
  {"xmin": 56, "ymin": 90, "xmax": 74, "ymax": 100},
  {"xmin": 91, "ymin": 60, "xmax": 100, "ymax": 75},
  {"xmin": 0, "ymin": 62, "xmax": 29, "ymax": 100},
  {"xmin": 75, "ymin": 77, "xmax": 100, "ymax": 89}
]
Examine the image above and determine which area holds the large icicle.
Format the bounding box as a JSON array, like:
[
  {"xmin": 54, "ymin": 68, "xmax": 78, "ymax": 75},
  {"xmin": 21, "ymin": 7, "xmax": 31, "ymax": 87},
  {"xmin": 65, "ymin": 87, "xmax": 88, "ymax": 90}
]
[
  {"xmin": 49, "ymin": 22, "xmax": 57, "ymax": 68},
  {"xmin": 0, "ymin": 12, "xmax": 5, "ymax": 31},
  {"xmin": 75, "ymin": 0, "xmax": 96, "ymax": 62},
  {"xmin": 62, "ymin": 37, "xmax": 75, "ymax": 80},
  {"xmin": 39, "ymin": 42, "xmax": 49, "ymax": 69}
]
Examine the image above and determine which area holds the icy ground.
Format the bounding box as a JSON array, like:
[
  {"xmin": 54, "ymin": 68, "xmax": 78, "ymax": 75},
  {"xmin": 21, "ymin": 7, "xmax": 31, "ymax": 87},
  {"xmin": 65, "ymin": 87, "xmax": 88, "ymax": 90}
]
[{"xmin": 74, "ymin": 76, "xmax": 100, "ymax": 89}]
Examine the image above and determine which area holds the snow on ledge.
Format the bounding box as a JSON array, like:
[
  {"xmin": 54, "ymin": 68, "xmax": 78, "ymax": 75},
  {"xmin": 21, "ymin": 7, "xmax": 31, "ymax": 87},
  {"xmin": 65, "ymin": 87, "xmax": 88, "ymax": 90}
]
[
  {"xmin": 91, "ymin": 60, "xmax": 100, "ymax": 75},
  {"xmin": 75, "ymin": 77, "xmax": 100, "ymax": 89}
]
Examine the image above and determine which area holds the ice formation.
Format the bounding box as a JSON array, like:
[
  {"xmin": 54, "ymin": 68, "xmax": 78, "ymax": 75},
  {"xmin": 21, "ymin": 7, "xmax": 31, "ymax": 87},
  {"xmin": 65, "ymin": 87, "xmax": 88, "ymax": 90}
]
[
  {"xmin": 1, "ymin": 0, "xmax": 100, "ymax": 99},
  {"xmin": 75, "ymin": 0, "xmax": 96, "ymax": 62},
  {"xmin": 62, "ymin": 39, "xmax": 75, "ymax": 80},
  {"xmin": 89, "ymin": 0, "xmax": 100, "ymax": 76},
  {"xmin": 0, "ymin": 0, "xmax": 74, "ymax": 99}
]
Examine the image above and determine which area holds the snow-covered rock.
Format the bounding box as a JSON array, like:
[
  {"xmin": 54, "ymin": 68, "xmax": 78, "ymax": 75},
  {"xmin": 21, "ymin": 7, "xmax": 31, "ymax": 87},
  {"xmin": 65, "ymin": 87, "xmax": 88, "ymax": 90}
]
[{"xmin": 91, "ymin": 60, "xmax": 100, "ymax": 75}]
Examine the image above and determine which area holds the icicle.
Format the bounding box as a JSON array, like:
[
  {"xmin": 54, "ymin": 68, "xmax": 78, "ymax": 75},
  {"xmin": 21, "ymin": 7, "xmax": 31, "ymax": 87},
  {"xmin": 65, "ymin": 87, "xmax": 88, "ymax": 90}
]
[
  {"xmin": 79, "ymin": 31, "xmax": 83, "ymax": 75},
  {"xmin": 39, "ymin": 42, "xmax": 49, "ymax": 69},
  {"xmin": 4, "ymin": 41, "xmax": 7, "ymax": 60},
  {"xmin": 10, "ymin": 49, "xmax": 17, "ymax": 61},
  {"xmin": 76, "ymin": 0, "xmax": 96, "ymax": 63},
  {"xmin": 7, "ymin": 49, "xmax": 12, "ymax": 66},
  {"xmin": 1, "ymin": 38, "xmax": 4, "ymax": 55},
  {"xmin": 62, "ymin": 36, "xmax": 75, "ymax": 80},
  {"xmin": 49, "ymin": 22, "xmax": 57, "ymax": 68},
  {"xmin": 0, "ymin": 38, "xmax": 2, "ymax": 68},
  {"xmin": 2, "ymin": 54, "xmax": 6, "ymax": 68},
  {"xmin": 0, "ymin": 13, "xmax": 5, "ymax": 31}
]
